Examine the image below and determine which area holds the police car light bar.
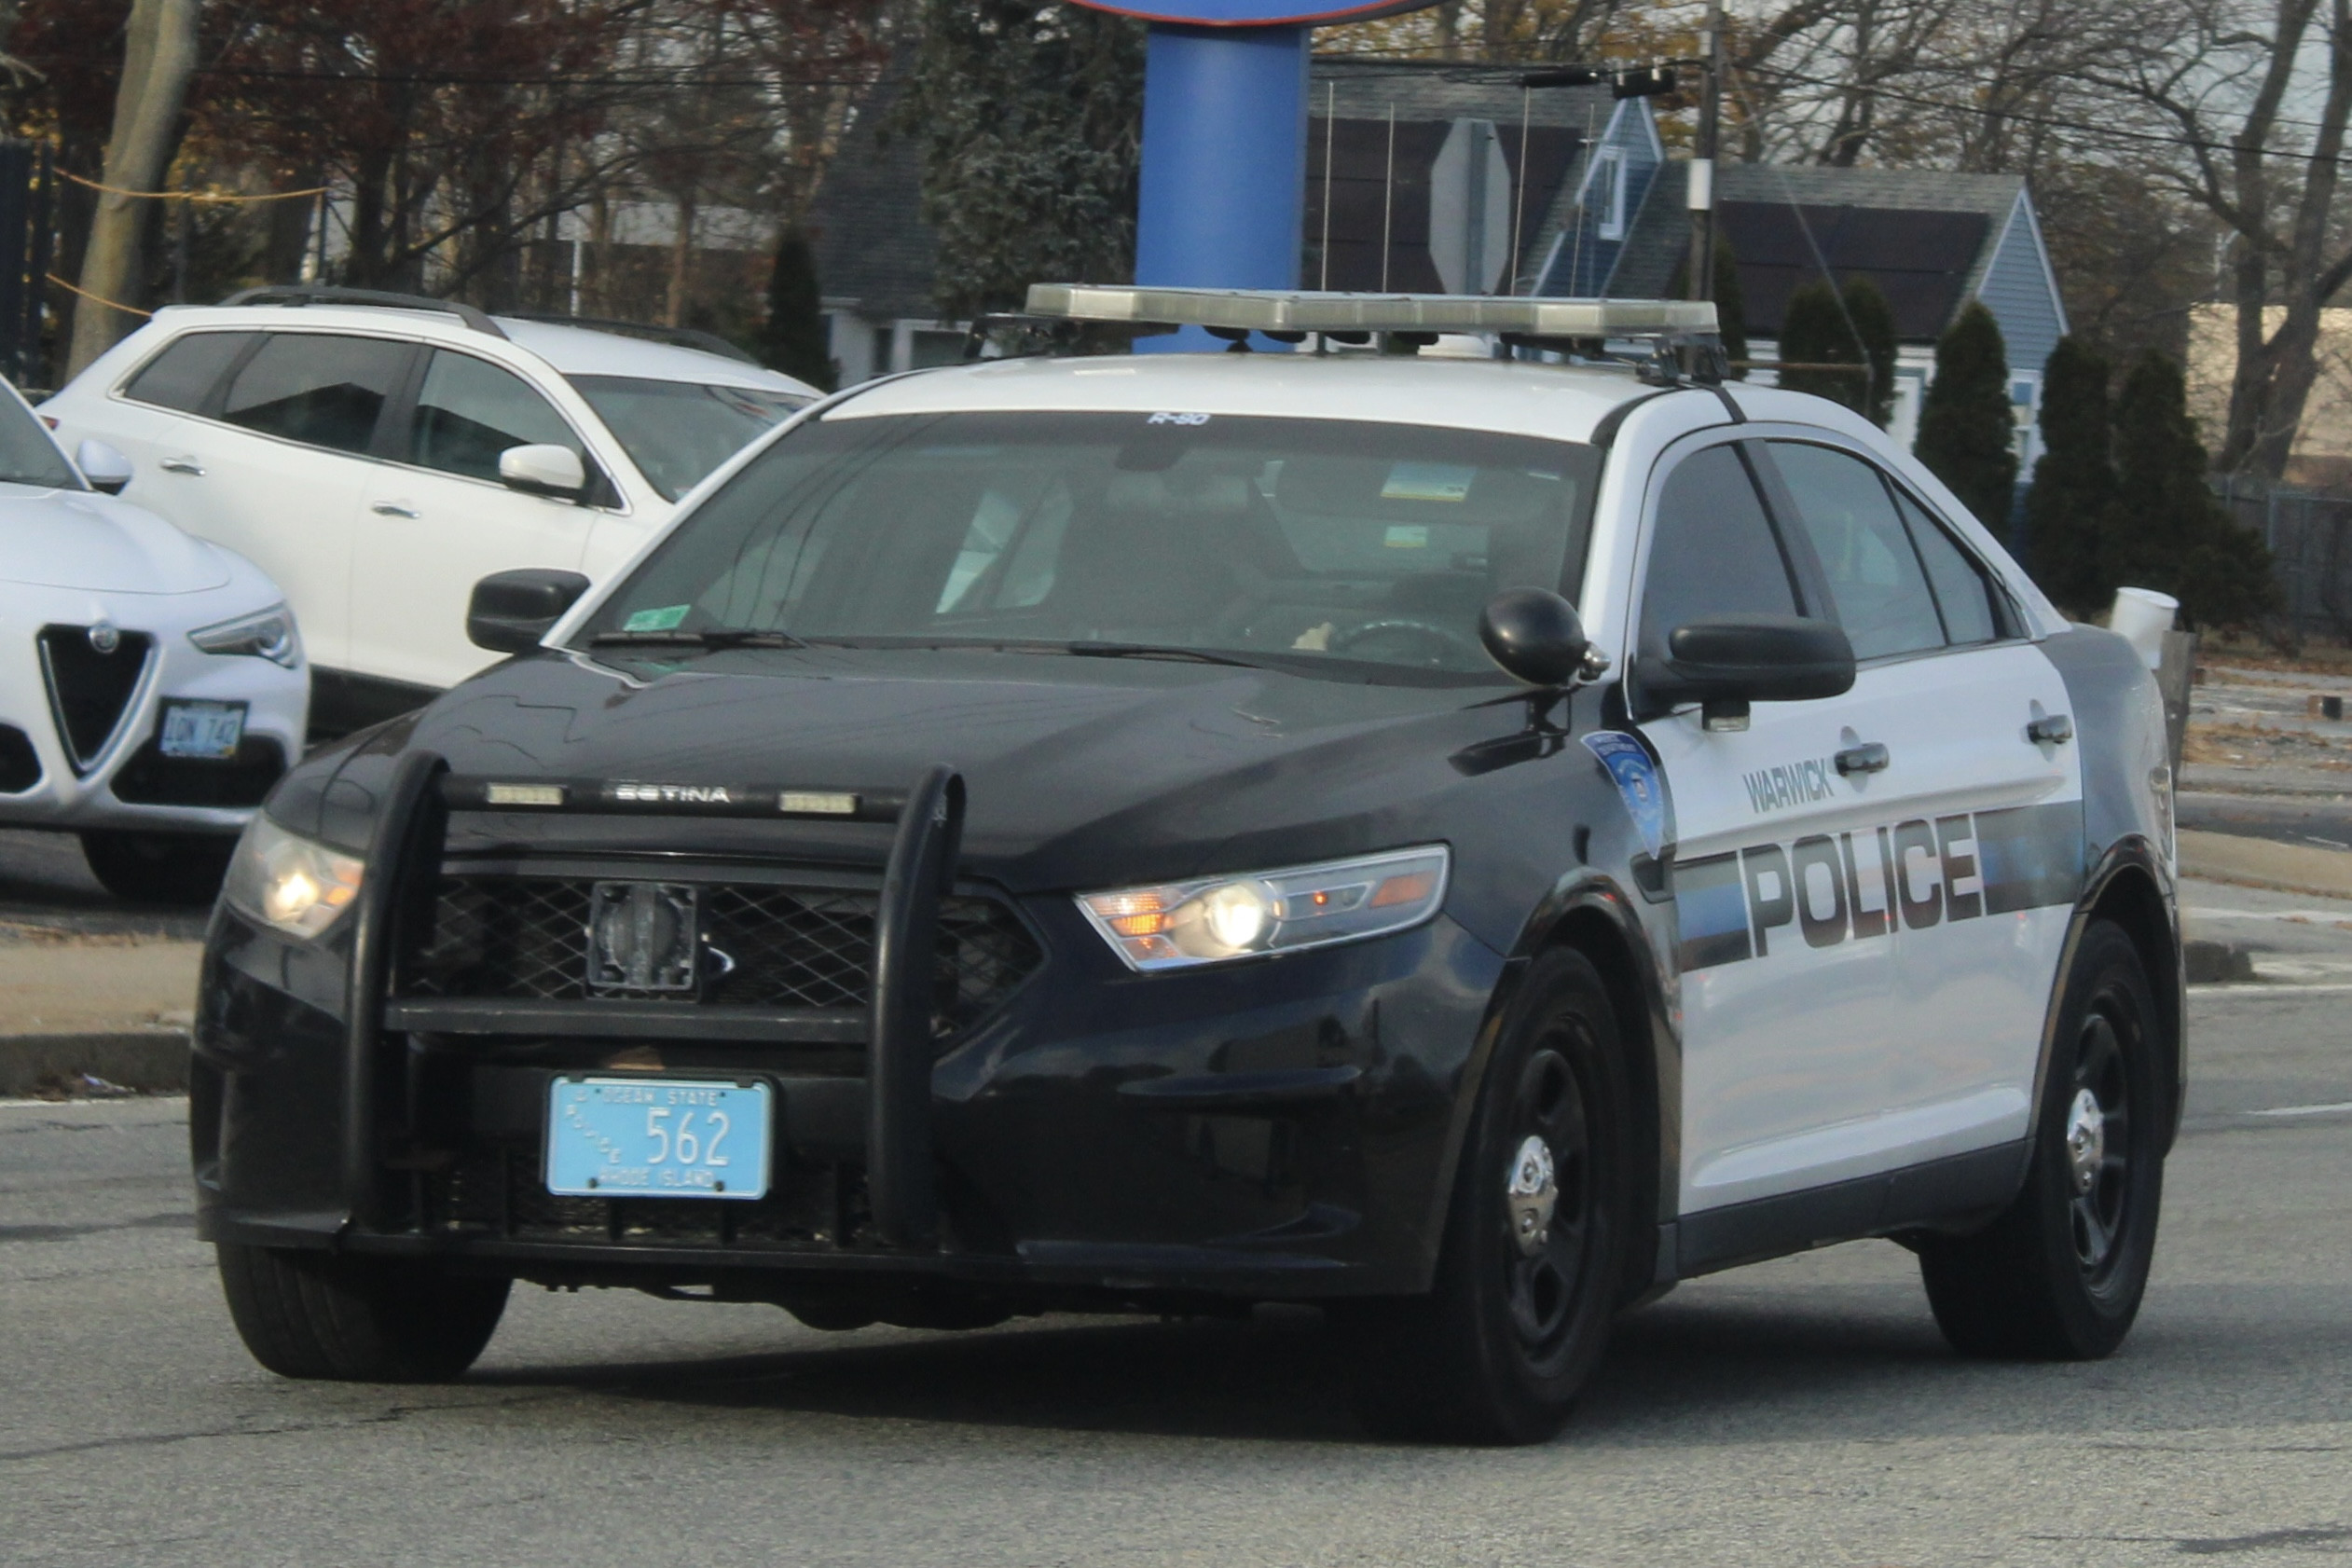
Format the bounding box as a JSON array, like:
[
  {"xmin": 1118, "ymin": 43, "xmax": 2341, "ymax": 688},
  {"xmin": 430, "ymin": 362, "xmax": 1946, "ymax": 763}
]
[{"xmin": 1024, "ymin": 284, "xmax": 1718, "ymax": 339}]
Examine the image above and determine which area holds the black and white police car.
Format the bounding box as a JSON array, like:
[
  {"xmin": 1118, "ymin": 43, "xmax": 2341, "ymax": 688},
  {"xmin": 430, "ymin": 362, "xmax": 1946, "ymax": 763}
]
[{"xmin": 192, "ymin": 287, "xmax": 2179, "ymax": 1443}]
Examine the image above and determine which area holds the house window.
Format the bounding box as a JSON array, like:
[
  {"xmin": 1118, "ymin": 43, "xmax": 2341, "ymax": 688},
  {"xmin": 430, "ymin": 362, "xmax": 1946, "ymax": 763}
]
[{"xmin": 1594, "ymin": 148, "xmax": 1629, "ymax": 241}]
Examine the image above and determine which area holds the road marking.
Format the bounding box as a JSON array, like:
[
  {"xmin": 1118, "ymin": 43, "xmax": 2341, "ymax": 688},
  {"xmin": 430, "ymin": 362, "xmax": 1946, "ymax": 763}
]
[
  {"xmin": 2195, "ymin": 981, "xmax": 2352, "ymax": 992},
  {"xmin": 2250, "ymin": 1100, "xmax": 2352, "ymax": 1118}
]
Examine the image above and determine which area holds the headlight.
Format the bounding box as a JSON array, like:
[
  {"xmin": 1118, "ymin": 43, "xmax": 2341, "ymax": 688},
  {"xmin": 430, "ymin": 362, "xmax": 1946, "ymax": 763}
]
[
  {"xmin": 190, "ymin": 603, "xmax": 301, "ymax": 667},
  {"xmin": 223, "ymin": 816, "xmax": 364, "ymax": 940},
  {"xmin": 1077, "ymin": 846, "xmax": 1450, "ymax": 971}
]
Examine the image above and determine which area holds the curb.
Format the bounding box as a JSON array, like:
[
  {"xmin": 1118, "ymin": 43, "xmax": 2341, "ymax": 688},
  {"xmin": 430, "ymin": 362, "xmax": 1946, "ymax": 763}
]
[{"xmin": 0, "ymin": 1030, "xmax": 190, "ymax": 1096}]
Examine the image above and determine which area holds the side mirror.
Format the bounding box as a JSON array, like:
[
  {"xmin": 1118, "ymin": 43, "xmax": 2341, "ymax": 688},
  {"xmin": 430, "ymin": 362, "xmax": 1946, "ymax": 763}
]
[
  {"xmin": 468, "ymin": 568, "xmax": 591, "ymax": 653},
  {"xmin": 1478, "ymin": 587, "xmax": 1590, "ymax": 686},
  {"xmin": 76, "ymin": 439, "xmax": 132, "ymax": 496},
  {"xmin": 1641, "ymin": 613, "xmax": 1855, "ymax": 730},
  {"xmin": 497, "ymin": 443, "xmax": 587, "ymax": 500}
]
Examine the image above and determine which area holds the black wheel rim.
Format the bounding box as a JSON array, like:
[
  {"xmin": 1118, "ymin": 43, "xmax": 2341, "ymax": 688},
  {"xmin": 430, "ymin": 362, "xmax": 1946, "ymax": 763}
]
[
  {"xmin": 1497, "ymin": 1036, "xmax": 1595, "ymax": 1368},
  {"xmin": 2066, "ymin": 1000, "xmax": 2135, "ymax": 1281}
]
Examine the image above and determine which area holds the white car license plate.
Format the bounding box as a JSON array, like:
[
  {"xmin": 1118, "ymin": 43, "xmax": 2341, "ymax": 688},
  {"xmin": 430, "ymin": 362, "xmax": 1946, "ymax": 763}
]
[
  {"xmin": 544, "ymin": 1077, "xmax": 772, "ymax": 1201},
  {"xmin": 158, "ymin": 698, "xmax": 246, "ymax": 760}
]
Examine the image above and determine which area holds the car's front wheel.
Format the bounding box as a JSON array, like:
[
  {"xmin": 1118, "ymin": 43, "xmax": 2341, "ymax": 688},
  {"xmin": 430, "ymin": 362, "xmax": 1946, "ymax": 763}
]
[
  {"xmin": 1344, "ymin": 946, "xmax": 1635, "ymax": 1443},
  {"xmin": 1917, "ymin": 919, "xmax": 2166, "ymax": 1358},
  {"xmin": 215, "ymin": 1244, "xmax": 510, "ymax": 1382},
  {"xmin": 79, "ymin": 830, "xmax": 234, "ymax": 906}
]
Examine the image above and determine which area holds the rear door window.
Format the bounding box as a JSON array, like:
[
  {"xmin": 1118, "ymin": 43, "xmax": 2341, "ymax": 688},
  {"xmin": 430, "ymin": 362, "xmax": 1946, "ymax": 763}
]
[
  {"xmin": 220, "ymin": 333, "xmax": 412, "ymax": 455},
  {"xmin": 121, "ymin": 331, "xmax": 258, "ymax": 414},
  {"xmin": 406, "ymin": 350, "xmax": 585, "ymax": 483},
  {"xmin": 1894, "ymin": 489, "xmax": 2005, "ymax": 644}
]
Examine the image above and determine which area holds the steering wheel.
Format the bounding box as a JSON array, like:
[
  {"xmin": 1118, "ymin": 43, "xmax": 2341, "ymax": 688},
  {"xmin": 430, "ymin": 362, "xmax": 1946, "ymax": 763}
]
[{"xmin": 1327, "ymin": 617, "xmax": 1487, "ymax": 668}]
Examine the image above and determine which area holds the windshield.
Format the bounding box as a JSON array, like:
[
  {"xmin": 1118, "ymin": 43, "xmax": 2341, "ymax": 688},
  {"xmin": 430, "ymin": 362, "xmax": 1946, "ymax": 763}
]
[
  {"xmin": 577, "ymin": 410, "xmax": 1600, "ymax": 682},
  {"xmin": 567, "ymin": 375, "xmax": 807, "ymax": 501},
  {"xmin": 0, "ymin": 393, "xmax": 81, "ymax": 490}
]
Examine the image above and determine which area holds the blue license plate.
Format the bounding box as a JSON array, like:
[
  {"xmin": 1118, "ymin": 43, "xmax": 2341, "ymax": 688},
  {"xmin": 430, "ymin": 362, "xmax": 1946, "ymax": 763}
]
[{"xmin": 545, "ymin": 1077, "xmax": 772, "ymax": 1201}]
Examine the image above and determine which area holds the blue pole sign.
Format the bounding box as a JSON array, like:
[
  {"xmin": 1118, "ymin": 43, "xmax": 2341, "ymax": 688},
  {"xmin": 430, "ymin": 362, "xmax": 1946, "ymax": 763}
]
[{"xmin": 1066, "ymin": 0, "xmax": 1441, "ymax": 351}]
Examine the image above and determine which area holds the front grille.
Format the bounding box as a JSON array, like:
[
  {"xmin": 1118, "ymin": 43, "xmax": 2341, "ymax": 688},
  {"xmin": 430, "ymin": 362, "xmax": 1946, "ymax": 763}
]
[
  {"xmin": 401, "ymin": 873, "xmax": 1043, "ymax": 1033},
  {"xmin": 110, "ymin": 736, "xmax": 285, "ymax": 807},
  {"xmin": 37, "ymin": 625, "xmax": 152, "ymax": 772},
  {"xmin": 0, "ymin": 725, "xmax": 40, "ymax": 792}
]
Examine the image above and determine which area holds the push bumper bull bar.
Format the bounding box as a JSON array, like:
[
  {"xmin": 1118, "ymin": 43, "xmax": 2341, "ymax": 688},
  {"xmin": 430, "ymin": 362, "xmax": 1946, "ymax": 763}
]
[{"xmin": 338, "ymin": 750, "xmax": 968, "ymax": 1253}]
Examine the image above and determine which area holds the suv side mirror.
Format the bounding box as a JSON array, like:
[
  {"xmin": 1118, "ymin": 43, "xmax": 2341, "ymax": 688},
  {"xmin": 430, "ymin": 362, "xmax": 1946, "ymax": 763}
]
[
  {"xmin": 1641, "ymin": 613, "xmax": 1855, "ymax": 730},
  {"xmin": 468, "ymin": 568, "xmax": 591, "ymax": 653},
  {"xmin": 76, "ymin": 439, "xmax": 132, "ymax": 496},
  {"xmin": 1479, "ymin": 587, "xmax": 1590, "ymax": 685},
  {"xmin": 498, "ymin": 443, "xmax": 587, "ymax": 501}
]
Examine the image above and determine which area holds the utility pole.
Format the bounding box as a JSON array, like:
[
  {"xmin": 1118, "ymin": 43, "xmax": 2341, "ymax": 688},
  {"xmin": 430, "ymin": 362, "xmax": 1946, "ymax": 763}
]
[{"xmin": 1686, "ymin": 0, "xmax": 1723, "ymax": 303}]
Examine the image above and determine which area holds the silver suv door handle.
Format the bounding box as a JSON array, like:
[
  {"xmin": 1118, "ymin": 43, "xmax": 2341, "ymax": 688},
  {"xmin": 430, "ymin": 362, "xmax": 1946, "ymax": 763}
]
[
  {"xmin": 1835, "ymin": 742, "xmax": 1890, "ymax": 776},
  {"xmin": 2028, "ymin": 713, "xmax": 2074, "ymax": 745},
  {"xmin": 371, "ymin": 501, "xmax": 420, "ymax": 518},
  {"xmin": 159, "ymin": 455, "xmax": 203, "ymax": 475}
]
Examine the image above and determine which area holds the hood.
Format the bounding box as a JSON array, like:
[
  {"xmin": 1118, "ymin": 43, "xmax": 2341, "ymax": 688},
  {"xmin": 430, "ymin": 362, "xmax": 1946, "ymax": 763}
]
[
  {"xmin": 0, "ymin": 488, "xmax": 233, "ymax": 594},
  {"xmin": 371, "ymin": 647, "xmax": 1521, "ymax": 891}
]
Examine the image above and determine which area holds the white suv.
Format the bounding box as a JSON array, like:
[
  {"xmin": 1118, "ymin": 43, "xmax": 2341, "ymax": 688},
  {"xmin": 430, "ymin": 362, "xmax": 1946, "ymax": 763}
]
[{"xmin": 43, "ymin": 287, "xmax": 818, "ymax": 731}]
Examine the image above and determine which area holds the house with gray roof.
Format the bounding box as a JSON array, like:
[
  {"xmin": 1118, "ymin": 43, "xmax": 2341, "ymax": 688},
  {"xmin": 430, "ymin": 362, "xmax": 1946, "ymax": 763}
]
[{"xmin": 1588, "ymin": 159, "xmax": 2067, "ymax": 463}]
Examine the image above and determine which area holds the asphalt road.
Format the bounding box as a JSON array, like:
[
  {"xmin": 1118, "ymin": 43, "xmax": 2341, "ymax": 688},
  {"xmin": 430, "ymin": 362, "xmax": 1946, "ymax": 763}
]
[{"xmin": 2, "ymin": 879, "xmax": 2348, "ymax": 1567}]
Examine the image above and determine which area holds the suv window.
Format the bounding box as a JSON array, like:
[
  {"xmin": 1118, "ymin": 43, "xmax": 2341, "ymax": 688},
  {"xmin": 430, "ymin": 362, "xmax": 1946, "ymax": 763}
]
[
  {"xmin": 408, "ymin": 350, "xmax": 583, "ymax": 483},
  {"xmin": 1893, "ymin": 488, "xmax": 2003, "ymax": 644},
  {"xmin": 121, "ymin": 331, "xmax": 258, "ymax": 414},
  {"xmin": 220, "ymin": 333, "xmax": 410, "ymax": 455},
  {"xmin": 1639, "ymin": 443, "xmax": 1798, "ymax": 655},
  {"xmin": 1765, "ymin": 441, "xmax": 1944, "ymax": 661}
]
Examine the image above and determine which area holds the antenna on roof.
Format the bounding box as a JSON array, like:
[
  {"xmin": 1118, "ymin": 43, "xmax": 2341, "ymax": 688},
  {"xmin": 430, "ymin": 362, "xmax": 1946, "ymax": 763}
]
[
  {"xmin": 1320, "ymin": 81, "xmax": 1336, "ymax": 293},
  {"xmin": 1508, "ymin": 84, "xmax": 1531, "ymax": 299}
]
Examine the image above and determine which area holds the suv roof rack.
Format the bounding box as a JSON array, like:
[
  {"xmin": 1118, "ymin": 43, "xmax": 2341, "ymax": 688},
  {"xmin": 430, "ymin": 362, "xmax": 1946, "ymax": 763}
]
[
  {"xmin": 1025, "ymin": 284, "xmax": 1718, "ymax": 341},
  {"xmin": 498, "ymin": 311, "xmax": 760, "ymax": 367},
  {"xmin": 217, "ymin": 284, "xmax": 508, "ymax": 340}
]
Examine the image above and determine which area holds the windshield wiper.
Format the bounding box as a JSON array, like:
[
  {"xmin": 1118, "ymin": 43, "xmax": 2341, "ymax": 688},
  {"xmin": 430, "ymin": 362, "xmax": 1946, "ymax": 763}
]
[
  {"xmin": 1063, "ymin": 641, "xmax": 1262, "ymax": 668},
  {"xmin": 586, "ymin": 627, "xmax": 805, "ymax": 651}
]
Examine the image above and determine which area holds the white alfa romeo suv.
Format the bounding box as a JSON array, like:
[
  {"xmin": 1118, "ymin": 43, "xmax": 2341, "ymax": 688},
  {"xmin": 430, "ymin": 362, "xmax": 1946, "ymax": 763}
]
[{"xmin": 42, "ymin": 286, "xmax": 818, "ymax": 733}]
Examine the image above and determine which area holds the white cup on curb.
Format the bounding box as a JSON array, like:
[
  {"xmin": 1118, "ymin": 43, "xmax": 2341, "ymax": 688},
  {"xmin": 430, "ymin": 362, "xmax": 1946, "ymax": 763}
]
[{"xmin": 2110, "ymin": 586, "xmax": 2179, "ymax": 670}]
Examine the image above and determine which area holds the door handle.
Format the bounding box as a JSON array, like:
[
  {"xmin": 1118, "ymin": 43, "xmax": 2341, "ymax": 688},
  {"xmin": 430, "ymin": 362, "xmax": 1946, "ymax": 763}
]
[
  {"xmin": 1835, "ymin": 742, "xmax": 1890, "ymax": 776},
  {"xmin": 371, "ymin": 501, "xmax": 420, "ymax": 518},
  {"xmin": 158, "ymin": 455, "xmax": 203, "ymax": 475},
  {"xmin": 2028, "ymin": 713, "xmax": 2074, "ymax": 745}
]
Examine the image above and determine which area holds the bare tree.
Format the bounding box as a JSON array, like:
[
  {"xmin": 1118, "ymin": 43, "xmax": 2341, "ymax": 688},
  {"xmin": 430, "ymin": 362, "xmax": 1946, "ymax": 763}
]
[
  {"xmin": 68, "ymin": 0, "xmax": 196, "ymax": 377},
  {"xmin": 2091, "ymin": 0, "xmax": 2352, "ymax": 483}
]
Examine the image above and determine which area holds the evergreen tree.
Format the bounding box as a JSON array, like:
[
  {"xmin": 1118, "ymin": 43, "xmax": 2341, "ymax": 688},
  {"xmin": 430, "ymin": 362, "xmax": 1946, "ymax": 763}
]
[
  {"xmin": 1775, "ymin": 280, "xmax": 1862, "ymax": 411},
  {"xmin": 900, "ymin": 0, "xmax": 1144, "ymax": 320},
  {"xmin": 2109, "ymin": 350, "xmax": 2276, "ymax": 629},
  {"xmin": 1915, "ymin": 302, "xmax": 2018, "ymax": 530},
  {"xmin": 1714, "ymin": 238, "xmax": 1749, "ymax": 376},
  {"xmin": 1842, "ymin": 276, "xmax": 1898, "ymax": 428},
  {"xmin": 757, "ymin": 228, "xmax": 835, "ymax": 392},
  {"xmin": 2022, "ymin": 337, "xmax": 2117, "ymax": 612}
]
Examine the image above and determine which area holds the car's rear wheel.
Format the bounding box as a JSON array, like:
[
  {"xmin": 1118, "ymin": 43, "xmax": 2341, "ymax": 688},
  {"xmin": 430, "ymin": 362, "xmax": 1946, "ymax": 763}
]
[
  {"xmin": 1918, "ymin": 919, "xmax": 2166, "ymax": 1359},
  {"xmin": 1344, "ymin": 947, "xmax": 1634, "ymax": 1444},
  {"xmin": 215, "ymin": 1244, "xmax": 510, "ymax": 1382},
  {"xmin": 79, "ymin": 830, "xmax": 235, "ymax": 906}
]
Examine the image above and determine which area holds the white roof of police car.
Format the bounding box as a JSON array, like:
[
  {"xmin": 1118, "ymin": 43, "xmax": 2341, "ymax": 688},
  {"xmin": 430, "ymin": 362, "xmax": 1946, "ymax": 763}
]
[
  {"xmin": 132, "ymin": 303, "xmax": 815, "ymax": 395},
  {"xmin": 831, "ymin": 351, "xmax": 1652, "ymax": 445}
]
